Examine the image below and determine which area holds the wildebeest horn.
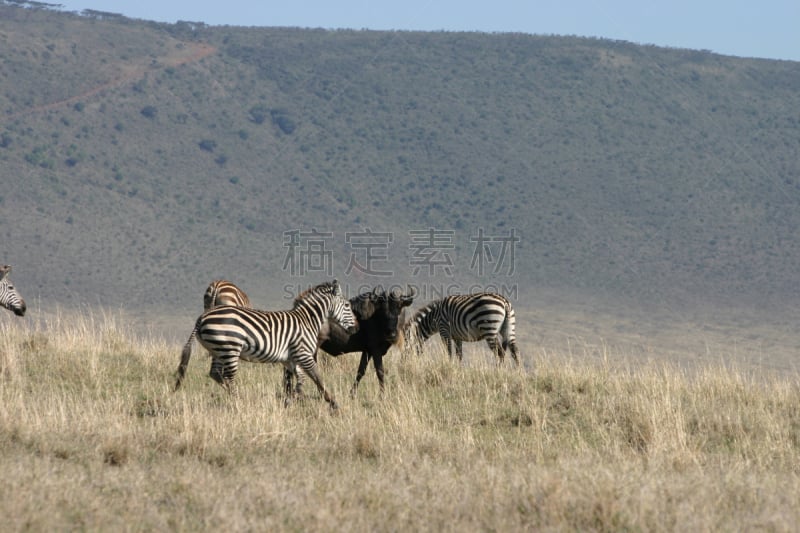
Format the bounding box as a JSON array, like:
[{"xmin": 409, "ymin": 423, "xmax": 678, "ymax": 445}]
[{"xmin": 401, "ymin": 285, "xmax": 416, "ymax": 305}]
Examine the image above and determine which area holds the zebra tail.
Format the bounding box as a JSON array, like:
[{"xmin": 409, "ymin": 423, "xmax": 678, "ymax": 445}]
[
  {"xmin": 204, "ymin": 282, "xmax": 220, "ymax": 310},
  {"xmin": 174, "ymin": 320, "xmax": 200, "ymax": 391},
  {"xmin": 500, "ymin": 301, "xmax": 516, "ymax": 350}
]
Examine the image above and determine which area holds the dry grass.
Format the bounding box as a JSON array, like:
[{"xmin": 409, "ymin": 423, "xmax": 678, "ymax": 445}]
[{"xmin": 1, "ymin": 308, "xmax": 799, "ymax": 531}]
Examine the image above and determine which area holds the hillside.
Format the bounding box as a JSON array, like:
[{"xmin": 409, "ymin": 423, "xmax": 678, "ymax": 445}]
[{"xmin": 2, "ymin": 3, "xmax": 800, "ymax": 333}]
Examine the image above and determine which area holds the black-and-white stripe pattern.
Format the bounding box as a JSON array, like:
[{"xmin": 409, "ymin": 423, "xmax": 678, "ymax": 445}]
[
  {"xmin": 407, "ymin": 292, "xmax": 519, "ymax": 364},
  {"xmin": 0, "ymin": 265, "xmax": 26, "ymax": 317},
  {"xmin": 203, "ymin": 279, "xmax": 251, "ymax": 310},
  {"xmin": 175, "ymin": 280, "xmax": 356, "ymax": 409}
]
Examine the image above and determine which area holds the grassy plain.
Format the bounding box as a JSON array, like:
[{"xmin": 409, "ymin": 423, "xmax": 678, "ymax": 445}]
[{"xmin": 1, "ymin": 308, "xmax": 799, "ymax": 531}]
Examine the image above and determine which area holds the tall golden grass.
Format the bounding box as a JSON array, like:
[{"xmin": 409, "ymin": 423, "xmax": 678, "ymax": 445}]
[{"xmin": 1, "ymin": 308, "xmax": 799, "ymax": 531}]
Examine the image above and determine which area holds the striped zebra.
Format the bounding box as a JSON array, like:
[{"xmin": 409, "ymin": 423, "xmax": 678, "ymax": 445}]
[
  {"xmin": 175, "ymin": 280, "xmax": 357, "ymax": 409},
  {"xmin": 406, "ymin": 292, "xmax": 519, "ymax": 364},
  {"xmin": 0, "ymin": 265, "xmax": 26, "ymax": 317},
  {"xmin": 204, "ymin": 279, "xmax": 251, "ymax": 310}
]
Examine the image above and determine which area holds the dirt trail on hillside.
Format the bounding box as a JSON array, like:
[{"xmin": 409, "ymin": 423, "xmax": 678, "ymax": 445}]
[{"xmin": 3, "ymin": 41, "xmax": 216, "ymax": 121}]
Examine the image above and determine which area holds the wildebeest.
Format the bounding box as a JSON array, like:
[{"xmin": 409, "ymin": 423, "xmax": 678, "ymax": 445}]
[{"xmin": 287, "ymin": 286, "xmax": 415, "ymax": 397}]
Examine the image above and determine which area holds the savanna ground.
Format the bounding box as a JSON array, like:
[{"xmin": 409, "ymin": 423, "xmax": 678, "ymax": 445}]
[{"xmin": 1, "ymin": 307, "xmax": 799, "ymax": 531}]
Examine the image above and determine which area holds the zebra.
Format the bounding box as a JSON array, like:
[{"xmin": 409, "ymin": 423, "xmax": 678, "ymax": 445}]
[
  {"xmin": 203, "ymin": 279, "xmax": 251, "ymax": 310},
  {"xmin": 174, "ymin": 280, "xmax": 357, "ymax": 410},
  {"xmin": 0, "ymin": 265, "xmax": 26, "ymax": 317},
  {"xmin": 405, "ymin": 292, "xmax": 519, "ymax": 365}
]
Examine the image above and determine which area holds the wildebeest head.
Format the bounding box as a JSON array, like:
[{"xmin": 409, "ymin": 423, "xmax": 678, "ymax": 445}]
[
  {"xmin": 319, "ymin": 285, "xmax": 416, "ymax": 353},
  {"xmin": 385, "ymin": 286, "xmax": 415, "ymax": 344},
  {"xmin": 351, "ymin": 286, "xmax": 415, "ymax": 345}
]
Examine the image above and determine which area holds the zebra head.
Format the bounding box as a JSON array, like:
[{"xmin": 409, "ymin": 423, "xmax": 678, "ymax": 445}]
[
  {"xmin": 327, "ymin": 279, "xmax": 358, "ymax": 334},
  {"xmin": 294, "ymin": 280, "xmax": 358, "ymax": 334},
  {"xmin": 0, "ymin": 265, "xmax": 26, "ymax": 317},
  {"xmin": 403, "ymin": 300, "xmax": 439, "ymax": 352}
]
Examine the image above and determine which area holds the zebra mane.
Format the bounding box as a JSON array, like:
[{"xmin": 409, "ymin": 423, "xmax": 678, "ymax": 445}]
[
  {"xmin": 208, "ymin": 281, "xmax": 222, "ymax": 303},
  {"xmin": 411, "ymin": 299, "xmax": 438, "ymax": 320},
  {"xmin": 293, "ymin": 280, "xmax": 340, "ymax": 307}
]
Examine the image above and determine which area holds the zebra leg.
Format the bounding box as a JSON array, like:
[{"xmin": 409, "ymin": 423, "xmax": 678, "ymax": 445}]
[
  {"xmin": 294, "ymin": 357, "xmax": 311, "ymax": 398},
  {"xmin": 486, "ymin": 337, "xmax": 505, "ymax": 364},
  {"xmin": 282, "ymin": 363, "xmax": 309, "ymax": 406},
  {"xmin": 455, "ymin": 340, "xmax": 464, "ymax": 362},
  {"xmin": 508, "ymin": 340, "xmax": 520, "ymax": 366},
  {"xmin": 350, "ymin": 351, "xmax": 371, "ymax": 398},
  {"xmin": 443, "ymin": 335, "xmax": 454, "ymax": 359},
  {"xmin": 297, "ymin": 354, "xmax": 338, "ymax": 411},
  {"xmin": 283, "ymin": 367, "xmax": 295, "ymax": 402},
  {"xmin": 209, "ymin": 352, "xmax": 240, "ymax": 394},
  {"xmin": 209, "ymin": 358, "xmax": 225, "ymax": 385},
  {"xmin": 282, "ymin": 362, "xmax": 298, "ymax": 407}
]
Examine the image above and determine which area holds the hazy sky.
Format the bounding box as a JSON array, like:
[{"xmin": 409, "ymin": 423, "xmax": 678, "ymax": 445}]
[{"xmin": 53, "ymin": 1, "xmax": 800, "ymax": 62}]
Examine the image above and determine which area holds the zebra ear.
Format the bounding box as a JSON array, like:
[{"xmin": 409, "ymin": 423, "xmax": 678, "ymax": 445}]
[
  {"xmin": 0, "ymin": 265, "xmax": 9, "ymax": 281},
  {"xmin": 331, "ymin": 279, "xmax": 341, "ymax": 296}
]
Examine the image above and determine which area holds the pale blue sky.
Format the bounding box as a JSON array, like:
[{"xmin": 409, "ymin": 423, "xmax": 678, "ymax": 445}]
[{"xmin": 54, "ymin": 1, "xmax": 799, "ymax": 62}]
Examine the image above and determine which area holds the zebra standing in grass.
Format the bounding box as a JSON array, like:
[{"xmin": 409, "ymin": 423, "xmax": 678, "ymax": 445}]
[
  {"xmin": 0, "ymin": 265, "xmax": 26, "ymax": 317},
  {"xmin": 175, "ymin": 280, "xmax": 357, "ymax": 410},
  {"xmin": 203, "ymin": 279, "xmax": 251, "ymax": 310},
  {"xmin": 405, "ymin": 292, "xmax": 519, "ymax": 365}
]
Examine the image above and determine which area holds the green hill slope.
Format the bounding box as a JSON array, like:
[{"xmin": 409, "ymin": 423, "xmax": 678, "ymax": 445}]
[{"xmin": 2, "ymin": 4, "xmax": 800, "ymax": 320}]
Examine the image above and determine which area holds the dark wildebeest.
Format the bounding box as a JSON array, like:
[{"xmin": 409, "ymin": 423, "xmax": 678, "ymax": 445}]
[{"xmin": 286, "ymin": 286, "xmax": 415, "ymax": 398}]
